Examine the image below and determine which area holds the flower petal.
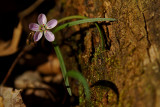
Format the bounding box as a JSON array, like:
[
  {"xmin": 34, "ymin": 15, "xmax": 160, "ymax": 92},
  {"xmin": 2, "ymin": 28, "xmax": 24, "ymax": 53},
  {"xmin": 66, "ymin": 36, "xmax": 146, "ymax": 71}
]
[
  {"xmin": 38, "ymin": 13, "xmax": 47, "ymax": 25},
  {"xmin": 46, "ymin": 19, "xmax": 58, "ymax": 29},
  {"xmin": 29, "ymin": 23, "xmax": 39, "ymax": 31},
  {"xmin": 33, "ymin": 31, "xmax": 43, "ymax": 41},
  {"xmin": 44, "ymin": 30, "xmax": 55, "ymax": 42}
]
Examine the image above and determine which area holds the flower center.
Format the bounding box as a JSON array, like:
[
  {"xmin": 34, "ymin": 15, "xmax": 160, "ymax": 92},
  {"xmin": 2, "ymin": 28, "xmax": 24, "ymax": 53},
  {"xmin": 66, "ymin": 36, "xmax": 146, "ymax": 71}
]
[{"xmin": 39, "ymin": 24, "xmax": 47, "ymax": 31}]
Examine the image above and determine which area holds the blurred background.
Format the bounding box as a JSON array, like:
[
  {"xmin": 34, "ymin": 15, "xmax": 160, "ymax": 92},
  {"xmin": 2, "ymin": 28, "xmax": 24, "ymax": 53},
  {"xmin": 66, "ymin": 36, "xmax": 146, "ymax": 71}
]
[{"xmin": 0, "ymin": 0, "xmax": 79, "ymax": 106}]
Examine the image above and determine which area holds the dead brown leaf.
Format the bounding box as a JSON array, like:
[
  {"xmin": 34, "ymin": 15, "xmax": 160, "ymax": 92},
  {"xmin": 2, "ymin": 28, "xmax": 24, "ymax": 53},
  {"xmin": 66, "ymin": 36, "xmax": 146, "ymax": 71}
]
[
  {"xmin": 0, "ymin": 86, "xmax": 25, "ymax": 107},
  {"xmin": 14, "ymin": 71, "xmax": 56, "ymax": 99},
  {"xmin": 0, "ymin": 96, "xmax": 4, "ymax": 107},
  {"xmin": 37, "ymin": 55, "xmax": 61, "ymax": 74},
  {"xmin": 0, "ymin": 21, "xmax": 22, "ymax": 56},
  {"xmin": 14, "ymin": 71, "xmax": 50, "ymax": 89},
  {"xmin": 43, "ymin": 73, "xmax": 63, "ymax": 83}
]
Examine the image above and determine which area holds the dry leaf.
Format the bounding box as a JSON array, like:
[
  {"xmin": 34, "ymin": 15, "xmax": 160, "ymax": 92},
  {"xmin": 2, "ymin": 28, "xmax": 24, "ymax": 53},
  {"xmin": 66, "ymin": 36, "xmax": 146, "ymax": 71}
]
[
  {"xmin": 37, "ymin": 55, "xmax": 61, "ymax": 74},
  {"xmin": 0, "ymin": 96, "xmax": 4, "ymax": 107},
  {"xmin": 0, "ymin": 40, "xmax": 11, "ymax": 50},
  {"xmin": 14, "ymin": 71, "xmax": 56, "ymax": 99},
  {"xmin": 43, "ymin": 73, "xmax": 63, "ymax": 83},
  {"xmin": 34, "ymin": 90, "xmax": 49, "ymax": 98},
  {"xmin": 0, "ymin": 21, "xmax": 22, "ymax": 56},
  {"xmin": 14, "ymin": 71, "xmax": 50, "ymax": 89},
  {"xmin": 0, "ymin": 86, "xmax": 25, "ymax": 107},
  {"xmin": 52, "ymin": 73, "xmax": 63, "ymax": 83}
]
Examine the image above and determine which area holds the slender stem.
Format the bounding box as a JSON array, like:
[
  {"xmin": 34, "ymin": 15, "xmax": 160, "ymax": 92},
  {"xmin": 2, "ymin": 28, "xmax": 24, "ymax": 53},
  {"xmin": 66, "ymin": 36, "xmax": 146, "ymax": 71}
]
[{"xmin": 53, "ymin": 42, "xmax": 72, "ymax": 96}]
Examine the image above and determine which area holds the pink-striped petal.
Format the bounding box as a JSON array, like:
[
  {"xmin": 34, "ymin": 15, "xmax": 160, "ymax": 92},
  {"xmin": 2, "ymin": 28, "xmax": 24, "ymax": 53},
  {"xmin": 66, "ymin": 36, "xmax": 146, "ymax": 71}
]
[
  {"xmin": 38, "ymin": 13, "xmax": 47, "ymax": 25},
  {"xmin": 44, "ymin": 30, "xmax": 55, "ymax": 42},
  {"xmin": 46, "ymin": 19, "xmax": 58, "ymax": 29},
  {"xmin": 33, "ymin": 31, "xmax": 43, "ymax": 41},
  {"xmin": 29, "ymin": 23, "xmax": 39, "ymax": 31}
]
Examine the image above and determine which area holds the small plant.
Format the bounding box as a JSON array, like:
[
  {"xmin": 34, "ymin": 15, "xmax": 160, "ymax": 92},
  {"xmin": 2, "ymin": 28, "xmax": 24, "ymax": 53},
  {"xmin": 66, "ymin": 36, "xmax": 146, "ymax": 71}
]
[{"xmin": 29, "ymin": 13, "xmax": 116, "ymax": 100}]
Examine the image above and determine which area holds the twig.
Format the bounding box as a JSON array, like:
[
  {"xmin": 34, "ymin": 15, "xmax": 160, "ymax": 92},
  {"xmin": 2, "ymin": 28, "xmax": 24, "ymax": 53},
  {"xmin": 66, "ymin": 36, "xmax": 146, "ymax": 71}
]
[
  {"xmin": 18, "ymin": 0, "xmax": 44, "ymax": 19},
  {"xmin": 46, "ymin": 90, "xmax": 56, "ymax": 102},
  {"xmin": 1, "ymin": 44, "xmax": 34, "ymax": 86}
]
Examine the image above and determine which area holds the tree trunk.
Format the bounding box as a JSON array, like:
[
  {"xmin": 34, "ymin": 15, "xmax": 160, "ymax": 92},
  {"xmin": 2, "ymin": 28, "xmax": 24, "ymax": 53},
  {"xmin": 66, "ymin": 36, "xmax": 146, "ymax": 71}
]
[{"xmin": 48, "ymin": 0, "xmax": 160, "ymax": 106}]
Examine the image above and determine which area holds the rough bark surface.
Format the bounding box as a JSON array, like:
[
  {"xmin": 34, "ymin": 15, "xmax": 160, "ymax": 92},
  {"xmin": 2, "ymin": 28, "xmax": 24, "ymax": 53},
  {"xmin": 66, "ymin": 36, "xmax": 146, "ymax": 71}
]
[{"xmin": 48, "ymin": 0, "xmax": 160, "ymax": 106}]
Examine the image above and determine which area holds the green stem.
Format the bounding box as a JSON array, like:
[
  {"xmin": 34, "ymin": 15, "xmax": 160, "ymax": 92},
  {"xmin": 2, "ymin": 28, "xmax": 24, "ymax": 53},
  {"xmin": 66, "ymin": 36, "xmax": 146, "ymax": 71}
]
[{"xmin": 53, "ymin": 42, "xmax": 72, "ymax": 96}]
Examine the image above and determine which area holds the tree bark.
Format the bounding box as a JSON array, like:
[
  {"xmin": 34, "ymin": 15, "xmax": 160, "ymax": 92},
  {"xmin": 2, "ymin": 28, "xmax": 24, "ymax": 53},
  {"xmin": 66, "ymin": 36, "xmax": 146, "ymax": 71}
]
[{"xmin": 48, "ymin": 0, "xmax": 160, "ymax": 106}]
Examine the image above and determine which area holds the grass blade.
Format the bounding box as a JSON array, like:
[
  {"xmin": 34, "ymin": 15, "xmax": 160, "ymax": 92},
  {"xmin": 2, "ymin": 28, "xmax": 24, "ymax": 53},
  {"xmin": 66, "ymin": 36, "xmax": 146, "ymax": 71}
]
[
  {"xmin": 58, "ymin": 16, "xmax": 107, "ymax": 50},
  {"xmin": 94, "ymin": 23, "xmax": 105, "ymax": 50},
  {"xmin": 53, "ymin": 42, "xmax": 72, "ymax": 96},
  {"xmin": 53, "ymin": 18, "xmax": 116, "ymax": 33},
  {"xmin": 66, "ymin": 70, "xmax": 90, "ymax": 100},
  {"xmin": 58, "ymin": 15, "xmax": 87, "ymax": 23}
]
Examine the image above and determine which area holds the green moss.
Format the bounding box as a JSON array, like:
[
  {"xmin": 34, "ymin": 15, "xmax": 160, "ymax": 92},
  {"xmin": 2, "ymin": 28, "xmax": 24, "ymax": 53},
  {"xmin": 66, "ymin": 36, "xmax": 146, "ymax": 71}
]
[
  {"xmin": 79, "ymin": 84, "xmax": 86, "ymax": 106},
  {"xmin": 91, "ymin": 46, "xmax": 106, "ymax": 63},
  {"xmin": 79, "ymin": 38, "xmax": 121, "ymax": 106}
]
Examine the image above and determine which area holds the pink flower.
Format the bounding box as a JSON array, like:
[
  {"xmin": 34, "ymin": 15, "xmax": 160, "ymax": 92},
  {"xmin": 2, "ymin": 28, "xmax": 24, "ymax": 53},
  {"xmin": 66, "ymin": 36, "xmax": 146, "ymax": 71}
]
[{"xmin": 29, "ymin": 13, "xmax": 58, "ymax": 42}]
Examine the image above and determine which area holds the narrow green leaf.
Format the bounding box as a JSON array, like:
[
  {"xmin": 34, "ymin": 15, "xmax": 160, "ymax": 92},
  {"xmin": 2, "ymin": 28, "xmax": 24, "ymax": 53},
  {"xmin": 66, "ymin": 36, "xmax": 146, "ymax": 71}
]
[
  {"xmin": 95, "ymin": 23, "xmax": 105, "ymax": 50},
  {"xmin": 58, "ymin": 15, "xmax": 87, "ymax": 23},
  {"xmin": 66, "ymin": 70, "xmax": 90, "ymax": 100},
  {"xmin": 53, "ymin": 42, "xmax": 72, "ymax": 96},
  {"xmin": 53, "ymin": 18, "xmax": 116, "ymax": 33},
  {"xmin": 57, "ymin": 15, "xmax": 106, "ymax": 50}
]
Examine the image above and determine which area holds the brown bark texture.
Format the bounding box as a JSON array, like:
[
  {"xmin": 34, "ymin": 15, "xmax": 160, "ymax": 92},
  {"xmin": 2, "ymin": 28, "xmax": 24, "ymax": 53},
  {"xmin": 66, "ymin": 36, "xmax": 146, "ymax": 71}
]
[{"xmin": 48, "ymin": 0, "xmax": 160, "ymax": 106}]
